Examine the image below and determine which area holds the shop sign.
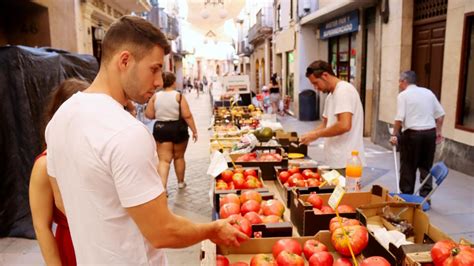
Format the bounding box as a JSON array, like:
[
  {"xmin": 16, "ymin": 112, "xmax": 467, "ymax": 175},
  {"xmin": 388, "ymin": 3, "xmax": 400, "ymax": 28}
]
[{"xmin": 320, "ymin": 10, "xmax": 359, "ymax": 39}]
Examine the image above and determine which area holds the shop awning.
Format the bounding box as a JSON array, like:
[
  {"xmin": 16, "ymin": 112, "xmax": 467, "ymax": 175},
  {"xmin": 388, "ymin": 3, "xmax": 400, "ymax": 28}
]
[{"xmin": 300, "ymin": 0, "xmax": 377, "ymax": 26}]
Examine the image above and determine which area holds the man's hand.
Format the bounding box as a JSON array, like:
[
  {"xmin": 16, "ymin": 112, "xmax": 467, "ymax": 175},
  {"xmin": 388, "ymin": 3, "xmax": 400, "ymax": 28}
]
[
  {"xmin": 436, "ymin": 132, "xmax": 444, "ymax": 145},
  {"xmin": 300, "ymin": 131, "xmax": 319, "ymax": 145},
  {"xmin": 192, "ymin": 132, "xmax": 198, "ymax": 143},
  {"xmin": 389, "ymin": 135, "xmax": 398, "ymax": 146},
  {"xmin": 209, "ymin": 218, "xmax": 249, "ymax": 247}
]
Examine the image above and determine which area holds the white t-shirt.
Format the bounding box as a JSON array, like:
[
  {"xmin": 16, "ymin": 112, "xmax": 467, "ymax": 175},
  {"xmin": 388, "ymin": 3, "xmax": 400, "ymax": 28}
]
[
  {"xmin": 395, "ymin": 85, "xmax": 445, "ymax": 131},
  {"xmin": 46, "ymin": 92, "xmax": 166, "ymax": 265},
  {"xmin": 322, "ymin": 81, "xmax": 365, "ymax": 169}
]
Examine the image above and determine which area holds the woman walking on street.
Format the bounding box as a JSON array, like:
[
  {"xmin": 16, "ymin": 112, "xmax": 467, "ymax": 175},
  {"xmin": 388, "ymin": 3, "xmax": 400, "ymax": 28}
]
[
  {"xmin": 146, "ymin": 72, "xmax": 198, "ymax": 191},
  {"xmin": 29, "ymin": 78, "xmax": 90, "ymax": 266},
  {"xmin": 269, "ymin": 73, "xmax": 282, "ymax": 115}
]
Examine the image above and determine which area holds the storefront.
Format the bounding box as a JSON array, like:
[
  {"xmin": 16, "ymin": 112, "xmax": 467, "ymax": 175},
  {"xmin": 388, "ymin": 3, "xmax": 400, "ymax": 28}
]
[{"xmin": 320, "ymin": 10, "xmax": 359, "ymax": 84}]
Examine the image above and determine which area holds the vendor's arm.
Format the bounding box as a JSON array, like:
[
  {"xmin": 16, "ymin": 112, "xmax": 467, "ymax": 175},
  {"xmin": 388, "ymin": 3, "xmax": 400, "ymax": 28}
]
[
  {"xmin": 29, "ymin": 156, "xmax": 62, "ymax": 265},
  {"xmin": 301, "ymin": 112, "xmax": 352, "ymax": 144},
  {"xmin": 144, "ymin": 94, "xmax": 156, "ymax": 119}
]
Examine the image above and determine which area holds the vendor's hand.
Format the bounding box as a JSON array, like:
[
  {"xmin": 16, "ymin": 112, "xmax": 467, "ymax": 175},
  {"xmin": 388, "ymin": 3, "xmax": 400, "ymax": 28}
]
[
  {"xmin": 389, "ymin": 135, "xmax": 398, "ymax": 146},
  {"xmin": 300, "ymin": 131, "xmax": 319, "ymax": 145},
  {"xmin": 436, "ymin": 133, "xmax": 444, "ymax": 145},
  {"xmin": 192, "ymin": 132, "xmax": 198, "ymax": 143},
  {"xmin": 209, "ymin": 218, "xmax": 249, "ymax": 247}
]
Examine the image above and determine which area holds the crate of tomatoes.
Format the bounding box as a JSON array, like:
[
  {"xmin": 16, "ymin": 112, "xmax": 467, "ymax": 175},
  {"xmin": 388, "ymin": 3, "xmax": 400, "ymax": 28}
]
[
  {"xmin": 228, "ymin": 147, "xmax": 288, "ymax": 180},
  {"xmin": 274, "ymin": 166, "xmax": 336, "ymax": 207}
]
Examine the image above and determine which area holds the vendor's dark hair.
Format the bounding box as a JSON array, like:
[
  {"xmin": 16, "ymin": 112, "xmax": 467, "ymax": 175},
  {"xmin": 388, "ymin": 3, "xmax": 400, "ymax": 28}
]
[
  {"xmin": 306, "ymin": 60, "xmax": 335, "ymax": 77},
  {"xmin": 41, "ymin": 78, "xmax": 89, "ymax": 147},
  {"xmin": 101, "ymin": 16, "xmax": 171, "ymax": 64},
  {"xmin": 162, "ymin": 72, "xmax": 176, "ymax": 88}
]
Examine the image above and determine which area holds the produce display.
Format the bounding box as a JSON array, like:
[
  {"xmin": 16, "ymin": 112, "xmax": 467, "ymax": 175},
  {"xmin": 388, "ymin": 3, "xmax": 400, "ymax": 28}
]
[
  {"xmin": 278, "ymin": 167, "xmax": 322, "ymax": 188},
  {"xmin": 215, "ymin": 168, "xmax": 263, "ymax": 190},
  {"xmin": 235, "ymin": 152, "xmax": 283, "ymax": 162}
]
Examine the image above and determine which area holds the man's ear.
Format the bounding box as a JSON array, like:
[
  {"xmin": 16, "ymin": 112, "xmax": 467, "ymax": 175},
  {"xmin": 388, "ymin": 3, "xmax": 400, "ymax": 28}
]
[{"xmin": 117, "ymin": 51, "xmax": 132, "ymax": 71}]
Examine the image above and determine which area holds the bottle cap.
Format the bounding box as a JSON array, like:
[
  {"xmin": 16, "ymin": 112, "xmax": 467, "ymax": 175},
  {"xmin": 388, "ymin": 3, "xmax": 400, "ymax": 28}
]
[{"xmin": 351, "ymin": 150, "xmax": 359, "ymax": 156}]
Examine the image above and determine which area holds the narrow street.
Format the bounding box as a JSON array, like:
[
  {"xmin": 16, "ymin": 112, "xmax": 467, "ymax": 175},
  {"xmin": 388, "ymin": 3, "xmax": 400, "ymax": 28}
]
[{"xmin": 1, "ymin": 89, "xmax": 473, "ymax": 265}]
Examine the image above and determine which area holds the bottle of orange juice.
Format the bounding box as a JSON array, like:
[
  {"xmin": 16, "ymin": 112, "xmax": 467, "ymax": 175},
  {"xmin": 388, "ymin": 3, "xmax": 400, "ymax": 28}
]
[{"xmin": 346, "ymin": 150, "xmax": 362, "ymax": 192}]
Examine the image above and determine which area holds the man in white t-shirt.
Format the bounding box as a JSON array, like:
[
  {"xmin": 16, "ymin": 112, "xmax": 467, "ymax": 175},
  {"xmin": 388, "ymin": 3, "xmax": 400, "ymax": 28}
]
[
  {"xmin": 300, "ymin": 60, "xmax": 365, "ymax": 172},
  {"xmin": 45, "ymin": 16, "xmax": 247, "ymax": 265},
  {"xmin": 390, "ymin": 71, "xmax": 445, "ymax": 199}
]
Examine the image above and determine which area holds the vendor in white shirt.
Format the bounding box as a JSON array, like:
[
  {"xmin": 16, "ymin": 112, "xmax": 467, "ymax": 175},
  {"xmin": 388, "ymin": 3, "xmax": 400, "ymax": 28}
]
[
  {"xmin": 300, "ymin": 60, "xmax": 365, "ymax": 174},
  {"xmin": 390, "ymin": 71, "xmax": 445, "ymax": 199}
]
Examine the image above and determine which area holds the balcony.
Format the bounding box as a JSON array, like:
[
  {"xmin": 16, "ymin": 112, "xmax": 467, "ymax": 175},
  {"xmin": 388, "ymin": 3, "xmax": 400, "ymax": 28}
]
[
  {"xmin": 146, "ymin": 7, "xmax": 179, "ymax": 40},
  {"xmin": 237, "ymin": 39, "xmax": 252, "ymax": 57},
  {"xmin": 248, "ymin": 7, "xmax": 273, "ymax": 44}
]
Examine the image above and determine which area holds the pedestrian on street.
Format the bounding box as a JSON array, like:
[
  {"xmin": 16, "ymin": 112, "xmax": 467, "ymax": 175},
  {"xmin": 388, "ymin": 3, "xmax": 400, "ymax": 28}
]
[
  {"xmin": 268, "ymin": 73, "xmax": 281, "ymax": 115},
  {"xmin": 390, "ymin": 70, "xmax": 445, "ymax": 199},
  {"xmin": 30, "ymin": 78, "xmax": 89, "ymax": 266},
  {"xmin": 45, "ymin": 16, "xmax": 247, "ymax": 265},
  {"xmin": 300, "ymin": 60, "xmax": 365, "ymax": 174},
  {"xmin": 145, "ymin": 71, "xmax": 198, "ymax": 191}
]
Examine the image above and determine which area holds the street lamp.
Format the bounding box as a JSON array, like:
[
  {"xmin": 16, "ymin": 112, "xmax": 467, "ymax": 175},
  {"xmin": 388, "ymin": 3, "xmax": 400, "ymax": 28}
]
[{"xmin": 94, "ymin": 21, "xmax": 106, "ymax": 62}]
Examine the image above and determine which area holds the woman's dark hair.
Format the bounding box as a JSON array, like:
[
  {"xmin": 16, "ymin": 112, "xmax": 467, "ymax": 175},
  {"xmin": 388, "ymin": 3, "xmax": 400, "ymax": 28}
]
[
  {"xmin": 270, "ymin": 73, "xmax": 278, "ymax": 86},
  {"xmin": 41, "ymin": 78, "xmax": 89, "ymax": 147},
  {"xmin": 162, "ymin": 72, "xmax": 176, "ymax": 88}
]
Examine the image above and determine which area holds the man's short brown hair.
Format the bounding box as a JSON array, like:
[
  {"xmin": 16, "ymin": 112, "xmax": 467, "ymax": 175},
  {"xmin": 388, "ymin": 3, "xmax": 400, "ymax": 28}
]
[
  {"xmin": 305, "ymin": 60, "xmax": 335, "ymax": 78},
  {"xmin": 101, "ymin": 15, "xmax": 171, "ymax": 64},
  {"xmin": 162, "ymin": 72, "xmax": 176, "ymax": 88}
]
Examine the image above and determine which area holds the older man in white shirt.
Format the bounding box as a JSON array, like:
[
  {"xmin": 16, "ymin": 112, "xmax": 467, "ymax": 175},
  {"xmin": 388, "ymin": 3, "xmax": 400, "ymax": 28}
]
[{"xmin": 390, "ymin": 71, "xmax": 445, "ymax": 200}]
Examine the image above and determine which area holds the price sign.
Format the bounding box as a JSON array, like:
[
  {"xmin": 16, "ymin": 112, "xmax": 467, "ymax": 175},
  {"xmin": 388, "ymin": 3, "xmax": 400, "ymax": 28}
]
[
  {"xmin": 322, "ymin": 170, "xmax": 341, "ymax": 185},
  {"xmin": 328, "ymin": 185, "xmax": 346, "ymax": 210}
]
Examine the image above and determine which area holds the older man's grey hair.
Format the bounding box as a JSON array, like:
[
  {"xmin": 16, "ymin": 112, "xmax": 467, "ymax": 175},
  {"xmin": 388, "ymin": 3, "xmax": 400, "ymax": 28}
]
[{"xmin": 400, "ymin": 71, "xmax": 417, "ymax": 84}]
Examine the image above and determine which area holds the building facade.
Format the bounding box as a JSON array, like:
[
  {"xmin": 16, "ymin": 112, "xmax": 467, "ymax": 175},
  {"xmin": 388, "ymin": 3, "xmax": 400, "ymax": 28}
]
[{"xmin": 290, "ymin": 0, "xmax": 473, "ymax": 174}]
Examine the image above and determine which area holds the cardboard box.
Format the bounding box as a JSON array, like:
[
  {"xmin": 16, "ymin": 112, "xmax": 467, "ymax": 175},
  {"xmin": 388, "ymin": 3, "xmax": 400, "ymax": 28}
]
[
  {"xmin": 213, "ymin": 192, "xmax": 293, "ymax": 238},
  {"xmin": 228, "ymin": 147, "xmax": 288, "ymax": 180},
  {"xmin": 200, "ymin": 231, "xmax": 395, "ymax": 265},
  {"xmin": 274, "ymin": 166, "xmax": 336, "ymax": 207},
  {"xmin": 290, "ymin": 185, "xmax": 392, "ymax": 236},
  {"xmin": 357, "ymin": 202, "xmax": 452, "ymax": 266}
]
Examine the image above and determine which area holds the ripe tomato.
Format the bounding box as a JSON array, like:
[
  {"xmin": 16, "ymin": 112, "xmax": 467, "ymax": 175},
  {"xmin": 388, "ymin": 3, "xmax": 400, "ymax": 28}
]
[
  {"xmin": 261, "ymin": 199, "xmax": 285, "ymax": 217},
  {"xmin": 288, "ymin": 166, "xmax": 300, "ymax": 175},
  {"xmin": 308, "ymin": 251, "xmax": 333, "ymax": 266},
  {"xmin": 216, "ymin": 254, "xmax": 230, "ymax": 266},
  {"xmin": 229, "ymin": 214, "xmax": 252, "ymax": 237},
  {"xmin": 243, "ymin": 211, "xmax": 263, "ymax": 225},
  {"xmin": 219, "ymin": 203, "xmax": 240, "ymax": 219},
  {"xmin": 431, "ymin": 240, "xmax": 474, "ymax": 266},
  {"xmin": 360, "ymin": 256, "xmax": 391, "ymax": 266},
  {"xmin": 337, "ymin": 204, "xmax": 356, "ymax": 213},
  {"xmin": 302, "ymin": 169, "xmax": 315, "ymax": 179},
  {"xmin": 219, "ymin": 193, "xmax": 240, "ymax": 208},
  {"xmin": 232, "ymin": 173, "xmax": 245, "ymax": 189},
  {"xmin": 272, "ymin": 239, "xmax": 303, "ymax": 259},
  {"xmin": 333, "ymin": 258, "xmax": 353, "ymax": 266},
  {"xmin": 240, "ymin": 200, "xmax": 261, "ymax": 215},
  {"xmin": 250, "ymin": 254, "xmax": 277, "ymax": 266},
  {"xmin": 320, "ymin": 206, "xmax": 334, "ymax": 214},
  {"xmin": 279, "ymin": 171, "xmax": 291, "ymax": 184},
  {"xmin": 276, "ymin": 251, "xmax": 304, "ymax": 266},
  {"xmin": 303, "ymin": 239, "xmax": 328, "ymax": 260},
  {"xmin": 261, "ymin": 215, "xmax": 283, "ymax": 224},
  {"xmin": 221, "ymin": 170, "xmax": 234, "ymax": 183},
  {"xmin": 240, "ymin": 190, "xmax": 262, "ymax": 204},
  {"xmin": 244, "ymin": 168, "xmax": 258, "ymax": 178},
  {"xmin": 329, "ymin": 217, "xmax": 360, "ymax": 233},
  {"xmin": 306, "ymin": 193, "xmax": 323, "ymax": 209},
  {"xmin": 331, "ymin": 225, "xmax": 369, "ymax": 256}
]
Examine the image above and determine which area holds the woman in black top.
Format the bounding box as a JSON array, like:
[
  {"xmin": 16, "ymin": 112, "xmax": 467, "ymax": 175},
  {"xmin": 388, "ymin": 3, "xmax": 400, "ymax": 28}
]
[{"xmin": 269, "ymin": 73, "xmax": 281, "ymax": 114}]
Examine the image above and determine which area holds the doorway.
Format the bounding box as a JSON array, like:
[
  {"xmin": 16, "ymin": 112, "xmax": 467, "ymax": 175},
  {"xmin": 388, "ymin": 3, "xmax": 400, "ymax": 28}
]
[{"xmin": 411, "ymin": 0, "xmax": 448, "ymax": 100}]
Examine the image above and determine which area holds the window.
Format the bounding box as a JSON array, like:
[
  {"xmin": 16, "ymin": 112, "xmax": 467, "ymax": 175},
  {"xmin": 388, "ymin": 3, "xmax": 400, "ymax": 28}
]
[
  {"xmin": 329, "ymin": 33, "xmax": 356, "ymax": 84},
  {"xmin": 290, "ymin": 0, "xmax": 294, "ymax": 20},
  {"xmin": 456, "ymin": 13, "xmax": 474, "ymax": 131}
]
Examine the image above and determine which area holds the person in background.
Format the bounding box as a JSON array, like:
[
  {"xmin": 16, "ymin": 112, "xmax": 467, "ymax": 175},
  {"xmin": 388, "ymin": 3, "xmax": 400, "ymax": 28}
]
[
  {"xmin": 45, "ymin": 16, "xmax": 247, "ymax": 264},
  {"xmin": 300, "ymin": 60, "xmax": 365, "ymax": 174},
  {"xmin": 30, "ymin": 78, "xmax": 90, "ymax": 266},
  {"xmin": 146, "ymin": 71, "xmax": 198, "ymax": 191},
  {"xmin": 268, "ymin": 73, "xmax": 281, "ymax": 115},
  {"xmin": 258, "ymin": 86, "xmax": 271, "ymax": 114},
  {"xmin": 390, "ymin": 71, "xmax": 445, "ymax": 201}
]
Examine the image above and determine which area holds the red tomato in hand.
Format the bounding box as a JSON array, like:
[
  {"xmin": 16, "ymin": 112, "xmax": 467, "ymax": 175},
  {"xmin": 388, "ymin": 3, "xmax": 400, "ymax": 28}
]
[
  {"xmin": 431, "ymin": 240, "xmax": 474, "ymax": 266},
  {"xmin": 303, "ymin": 239, "xmax": 328, "ymax": 260},
  {"xmin": 331, "ymin": 225, "xmax": 369, "ymax": 256},
  {"xmin": 308, "ymin": 251, "xmax": 333, "ymax": 266},
  {"xmin": 272, "ymin": 239, "xmax": 303, "ymax": 259},
  {"xmin": 229, "ymin": 215, "xmax": 252, "ymax": 237},
  {"xmin": 360, "ymin": 256, "xmax": 391, "ymax": 266}
]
